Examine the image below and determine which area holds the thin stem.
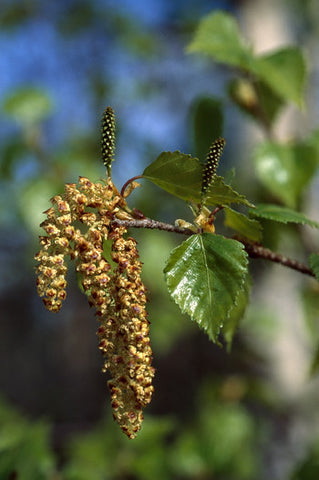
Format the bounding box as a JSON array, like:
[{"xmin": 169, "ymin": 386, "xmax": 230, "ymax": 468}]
[
  {"xmin": 120, "ymin": 175, "xmax": 144, "ymax": 197},
  {"xmin": 111, "ymin": 216, "xmax": 315, "ymax": 278},
  {"xmin": 211, "ymin": 206, "xmax": 224, "ymax": 217}
]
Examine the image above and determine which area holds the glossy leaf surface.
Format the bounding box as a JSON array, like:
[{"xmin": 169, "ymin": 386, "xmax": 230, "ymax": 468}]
[{"xmin": 164, "ymin": 233, "xmax": 248, "ymax": 342}]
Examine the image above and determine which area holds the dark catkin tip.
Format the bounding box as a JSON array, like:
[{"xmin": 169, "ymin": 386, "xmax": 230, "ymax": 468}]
[
  {"xmin": 201, "ymin": 137, "xmax": 226, "ymax": 196},
  {"xmin": 101, "ymin": 106, "xmax": 116, "ymax": 172}
]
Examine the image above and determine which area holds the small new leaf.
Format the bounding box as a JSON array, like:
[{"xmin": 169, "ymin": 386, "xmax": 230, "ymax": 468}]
[
  {"xmin": 224, "ymin": 207, "xmax": 263, "ymax": 243},
  {"xmin": 201, "ymin": 137, "xmax": 226, "ymax": 198},
  {"xmin": 101, "ymin": 106, "xmax": 115, "ymax": 175}
]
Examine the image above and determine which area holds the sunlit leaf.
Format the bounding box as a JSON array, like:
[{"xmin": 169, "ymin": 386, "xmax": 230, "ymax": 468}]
[
  {"xmin": 143, "ymin": 151, "xmax": 253, "ymax": 207},
  {"xmin": 2, "ymin": 87, "xmax": 52, "ymax": 125},
  {"xmin": 188, "ymin": 12, "xmax": 306, "ymax": 108},
  {"xmin": 249, "ymin": 204, "xmax": 319, "ymax": 229},
  {"xmin": 252, "ymin": 47, "xmax": 306, "ymax": 108},
  {"xmin": 254, "ymin": 141, "xmax": 317, "ymax": 208},
  {"xmin": 224, "ymin": 207, "xmax": 262, "ymax": 243},
  {"xmin": 187, "ymin": 11, "xmax": 253, "ymax": 69},
  {"xmin": 309, "ymin": 254, "xmax": 319, "ymax": 281},
  {"xmin": 164, "ymin": 233, "xmax": 248, "ymax": 342}
]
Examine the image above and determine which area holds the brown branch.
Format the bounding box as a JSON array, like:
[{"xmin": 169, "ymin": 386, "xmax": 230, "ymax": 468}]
[
  {"xmin": 112, "ymin": 217, "xmax": 196, "ymax": 236},
  {"xmin": 240, "ymin": 241, "xmax": 315, "ymax": 277},
  {"xmin": 111, "ymin": 217, "xmax": 315, "ymax": 278}
]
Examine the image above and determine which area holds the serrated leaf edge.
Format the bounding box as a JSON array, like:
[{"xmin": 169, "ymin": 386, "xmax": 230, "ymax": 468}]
[
  {"xmin": 249, "ymin": 205, "xmax": 319, "ymax": 229},
  {"xmin": 143, "ymin": 150, "xmax": 200, "ymax": 173},
  {"xmin": 164, "ymin": 234, "xmax": 249, "ymax": 342}
]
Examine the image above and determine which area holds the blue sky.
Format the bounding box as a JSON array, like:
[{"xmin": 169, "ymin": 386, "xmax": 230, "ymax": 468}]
[{"xmin": 0, "ymin": 0, "xmax": 234, "ymax": 183}]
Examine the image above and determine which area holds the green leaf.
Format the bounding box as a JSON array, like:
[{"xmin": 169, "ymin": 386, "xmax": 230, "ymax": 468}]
[
  {"xmin": 223, "ymin": 276, "xmax": 251, "ymax": 351},
  {"xmin": 310, "ymin": 344, "xmax": 319, "ymax": 376},
  {"xmin": 2, "ymin": 87, "xmax": 52, "ymax": 125},
  {"xmin": 254, "ymin": 141, "xmax": 318, "ymax": 208},
  {"xmin": 164, "ymin": 233, "xmax": 248, "ymax": 342},
  {"xmin": 143, "ymin": 151, "xmax": 202, "ymax": 200},
  {"xmin": 255, "ymin": 81, "xmax": 285, "ymax": 125},
  {"xmin": 307, "ymin": 129, "xmax": 319, "ymax": 161},
  {"xmin": 252, "ymin": 47, "xmax": 306, "ymax": 108},
  {"xmin": 205, "ymin": 177, "xmax": 254, "ymax": 207},
  {"xmin": 191, "ymin": 96, "xmax": 223, "ymax": 161},
  {"xmin": 309, "ymin": 254, "xmax": 319, "ymax": 281},
  {"xmin": 249, "ymin": 204, "xmax": 319, "ymax": 229},
  {"xmin": 188, "ymin": 12, "xmax": 306, "ymax": 108},
  {"xmin": 224, "ymin": 207, "xmax": 262, "ymax": 242},
  {"xmin": 143, "ymin": 151, "xmax": 253, "ymax": 207},
  {"xmin": 187, "ymin": 11, "xmax": 253, "ymax": 69},
  {"xmin": 228, "ymin": 78, "xmax": 284, "ymax": 127}
]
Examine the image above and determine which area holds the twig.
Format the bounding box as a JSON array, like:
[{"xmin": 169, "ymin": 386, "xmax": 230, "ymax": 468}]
[
  {"xmin": 240, "ymin": 241, "xmax": 315, "ymax": 277},
  {"xmin": 112, "ymin": 217, "xmax": 196, "ymax": 236},
  {"xmin": 112, "ymin": 216, "xmax": 315, "ymax": 278}
]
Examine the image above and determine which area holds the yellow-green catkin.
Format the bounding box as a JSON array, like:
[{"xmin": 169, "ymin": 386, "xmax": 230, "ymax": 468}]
[
  {"xmin": 35, "ymin": 177, "xmax": 121, "ymax": 312},
  {"xmin": 35, "ymin": 196, "xmax": 72, "ymax": 312},
  {"xmin": 35, "ymin": 175, "xmax": 154, "ymax": 438},
  {"xmin": 97, "ymin": 225, "xmax": 155, "ymax": 438}
]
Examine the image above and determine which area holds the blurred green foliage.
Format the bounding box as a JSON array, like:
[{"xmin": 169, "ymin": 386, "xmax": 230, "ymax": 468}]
[
  {"xmin": 0, "ymin": 398, "xmax": 56, "ymax": 480},
  {"xmin": 2, "ymin": 88, "xmax": 52, "ymax": 126},
  {"xmin": 0, "ymin": 381, "xmax": 262, "ymax": 480}
]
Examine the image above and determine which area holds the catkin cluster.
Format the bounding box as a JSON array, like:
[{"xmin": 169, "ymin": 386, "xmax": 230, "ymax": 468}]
[
  {"xmin": 97, "ymin": 226, "xmax": 154, "ymax": 438},
  {"xmin": 35, "ymin": 177, "xmax": 154, "ymax": 438}
]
